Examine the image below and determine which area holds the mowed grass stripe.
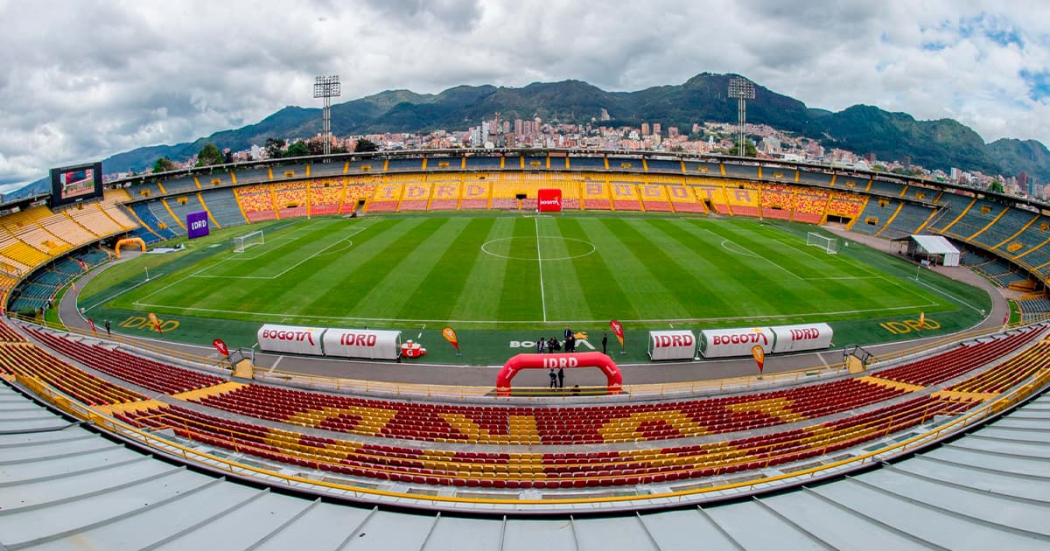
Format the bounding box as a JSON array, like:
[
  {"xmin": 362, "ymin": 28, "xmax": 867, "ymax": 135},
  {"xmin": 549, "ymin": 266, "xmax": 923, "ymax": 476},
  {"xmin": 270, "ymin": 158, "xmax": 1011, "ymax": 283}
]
[
  {"xmin": 677, "ymin": 220, "xmax": 909, "ymax": 315},
  {"xmin": 202, "ymin": 220, "xmax": 336, "ymax": 278},
  {"xmin": 635, "ymin": 218, "xmax": 799, "ymax": 317},
  {"xmin": 536, "ymin": 218, "xmax": 593, "ymax": 322},
  {"xmin": 497, "ymin": 218, "xmax": 544, "ymax": 322},
  {"xmin": 292, "ymin": 218, "xmax": 441, "ymax": 317},
  {"xmin": 136, "ymin": 219, "xmax": 393, "ymax": 318},
  {"xmin": 556, "ymin": 217, "xmax": 638, "ymax": 322},
  {"xmin": 350, "ymin": 218, "xmax": 468, "ymax": 320},
  {"xmin": 394, "ymin": 217, "xmax": 497, "ymax": 321},
  {"xmin": 590, "ymin": 218, "xmax": 693, "ymax": 320},
  {"xmin": 448, "ymin": 218, "xmax": 517, "ymax": 323},
  {"xmin": 643, "ymin": 219, "xmax": 758, "ymax": 314}
]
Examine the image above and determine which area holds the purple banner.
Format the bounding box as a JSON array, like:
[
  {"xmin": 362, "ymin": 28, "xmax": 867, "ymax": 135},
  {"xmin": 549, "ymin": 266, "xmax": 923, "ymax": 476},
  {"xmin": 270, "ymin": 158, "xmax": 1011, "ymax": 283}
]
[{"xmin": 187, "ymin": 210, "xmax": 209, "ymax": 239}]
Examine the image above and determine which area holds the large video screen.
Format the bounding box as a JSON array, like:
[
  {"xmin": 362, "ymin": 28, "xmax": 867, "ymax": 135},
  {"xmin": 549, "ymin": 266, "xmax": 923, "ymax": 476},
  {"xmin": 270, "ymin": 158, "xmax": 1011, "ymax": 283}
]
[{"xmin": 50, "ymin": 162, "xmax": 103, "ymax": 208}]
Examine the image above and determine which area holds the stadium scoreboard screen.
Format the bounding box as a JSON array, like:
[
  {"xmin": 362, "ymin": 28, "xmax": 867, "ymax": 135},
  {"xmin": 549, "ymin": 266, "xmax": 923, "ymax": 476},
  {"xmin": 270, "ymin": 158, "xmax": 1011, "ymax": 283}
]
[{"xmin": 49, "ymin": 162, "xmax": 103, "ymax": 208}]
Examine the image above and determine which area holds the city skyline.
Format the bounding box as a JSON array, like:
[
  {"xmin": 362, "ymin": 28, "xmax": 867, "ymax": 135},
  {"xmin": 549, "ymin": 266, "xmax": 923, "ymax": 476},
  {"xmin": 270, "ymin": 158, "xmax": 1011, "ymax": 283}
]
[{"xmin": 2, "ymin": 1, "xmax": 1049, "ymax": 193}]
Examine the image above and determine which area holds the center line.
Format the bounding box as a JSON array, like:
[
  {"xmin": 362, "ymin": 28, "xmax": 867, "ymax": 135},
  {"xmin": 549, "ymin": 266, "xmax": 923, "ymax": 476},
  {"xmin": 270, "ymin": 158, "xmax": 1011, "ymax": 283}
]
[{"xmin": 535, "ymin": 217, "xmax": 547, "ymax": 322}]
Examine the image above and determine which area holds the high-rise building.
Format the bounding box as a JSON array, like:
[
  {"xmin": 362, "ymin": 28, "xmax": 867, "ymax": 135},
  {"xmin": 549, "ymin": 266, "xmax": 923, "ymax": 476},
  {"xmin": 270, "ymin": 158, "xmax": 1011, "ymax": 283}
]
[
  {"xmin": 653, "ymin": 123, "xmax": 661, "ymax": 137},
  {"xmin": 641, "ymin": 122, "xmax": 650, "ymax": 136},
  {"xmin": 514, "ymin": 119, "xmax": 523, "ymax": 135}
]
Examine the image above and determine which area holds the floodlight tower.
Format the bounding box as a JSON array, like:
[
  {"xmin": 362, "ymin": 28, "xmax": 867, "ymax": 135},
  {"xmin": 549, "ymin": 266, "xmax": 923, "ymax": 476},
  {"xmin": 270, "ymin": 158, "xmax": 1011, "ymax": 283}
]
[
  {"xmin": 313, "ymin": 75, "xmax": 341, "ymax": 157},
  {"xmin": 727, "ymin": 77, "xmax": 755, "ymax": 157}
]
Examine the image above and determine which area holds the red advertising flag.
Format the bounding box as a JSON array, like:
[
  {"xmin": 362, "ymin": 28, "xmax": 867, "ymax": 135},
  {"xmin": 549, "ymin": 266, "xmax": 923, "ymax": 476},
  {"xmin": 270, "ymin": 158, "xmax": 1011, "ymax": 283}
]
[
  {"xmin": 147, "ymin": 312, "xmax": 163, "ymax": 334},
  {"xmin": 1003, "ymin": 312, "xmax": 1009, "ymax": 327},
  {"xmin": 751, "ymin": 345, "xmax": 765, "ymax": 373},
  {"xmin": 213, "ymin": 338, "xmax": 230, "ymax": 357},
  {"xmin": 609, "ymin": 320, "xmax": 625, "ymax": 346},
  {"xmin": 441, "ymin": 326, "xmax": 460, "ymax": 352},
  {"xmin": 87, "ymin": 318, "xmax": 97, "ymax": 337}
]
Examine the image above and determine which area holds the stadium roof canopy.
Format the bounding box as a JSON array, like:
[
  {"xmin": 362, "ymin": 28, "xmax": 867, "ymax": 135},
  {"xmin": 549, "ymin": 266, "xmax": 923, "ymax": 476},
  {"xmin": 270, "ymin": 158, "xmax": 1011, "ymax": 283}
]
[{"xmin": 3, "ymin": 380, "xmax": 1049, "ymax": 550}]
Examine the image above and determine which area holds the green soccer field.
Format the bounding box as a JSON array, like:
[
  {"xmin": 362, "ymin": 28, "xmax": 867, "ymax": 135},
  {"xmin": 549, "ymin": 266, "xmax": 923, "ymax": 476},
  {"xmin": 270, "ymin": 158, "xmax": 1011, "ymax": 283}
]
[{"xmin": 87, "ymin": 214, "xmax": 974, "ymax": 330}]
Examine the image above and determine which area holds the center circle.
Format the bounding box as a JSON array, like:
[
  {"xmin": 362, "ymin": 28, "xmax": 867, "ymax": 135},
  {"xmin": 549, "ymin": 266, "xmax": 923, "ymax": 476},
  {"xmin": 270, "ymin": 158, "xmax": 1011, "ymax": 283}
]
[{"xmin": 481, "ymin": 236, "xmax": 597, "ymax": 261}]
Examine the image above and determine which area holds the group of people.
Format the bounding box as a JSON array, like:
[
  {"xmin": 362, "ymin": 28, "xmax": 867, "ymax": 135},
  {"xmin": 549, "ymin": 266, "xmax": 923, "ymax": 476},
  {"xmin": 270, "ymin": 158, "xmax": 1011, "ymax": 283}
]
[{"xmin": 535, "ymin": 327, "xmax": 580, "ymax": 355}]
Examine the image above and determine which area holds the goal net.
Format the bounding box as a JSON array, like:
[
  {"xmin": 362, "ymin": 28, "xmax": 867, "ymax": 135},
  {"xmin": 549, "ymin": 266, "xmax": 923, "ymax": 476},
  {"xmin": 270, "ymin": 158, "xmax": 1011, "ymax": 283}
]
[
  {"xmin": 807, "ymin": 232, "xmax": 839, "ymax": 254},
  {"xmin": 232, "ymin": 230, "xmax": 264, "ymax": 253}
]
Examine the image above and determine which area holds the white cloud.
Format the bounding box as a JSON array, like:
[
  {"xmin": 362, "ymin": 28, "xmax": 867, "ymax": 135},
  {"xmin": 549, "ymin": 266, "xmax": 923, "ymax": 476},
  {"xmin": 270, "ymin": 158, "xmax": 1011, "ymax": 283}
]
[{"xmin": 1, "ymin": 0, "xmax": 1049, "ymax": 188}]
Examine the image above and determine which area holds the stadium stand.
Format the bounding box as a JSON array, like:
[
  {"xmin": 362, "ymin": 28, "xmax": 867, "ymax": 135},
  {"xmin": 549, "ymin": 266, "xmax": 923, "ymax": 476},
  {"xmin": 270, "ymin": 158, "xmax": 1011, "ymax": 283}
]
[
  {"xmin": 942, "ymin": 199, "xmax": 1009, "ymax": 242},
  {"xmin": 397, "ymin": 182, "xmax": 432, "ymax": 211},
  {"xmin": 386, "ymin": 158, "xmax": 423, "ymax": 172},
  {"xmin": 929, "ymin": 192, "xmax": 976, "ymax": 233},
  {"xmin": 198, "ymin": 188, "xmax": 246, "ymax": 227},
  {"xmin": 646, "ymin": 159, "xmax": 682, "ymax": 173},
  {"xmin": 976, "ymin": 207, "xmax": 1040, "ymax": 250},
  {"xmin": 850, "ymin": 196, "xmax": 898, "ymax": 235},
  {"xmin": 0, "ymin": 341, "xmax": 143, "ymax": 406},
  {"xmin": 126, "ymin": 179, "xmax": 163, "ymax": 200},
  {"xmin": 797, "ymin": 169, "xmax": 833, "ymax": 187},
  {"xmin": 340, "ymin": 180, "xmax": 378, "ymax": 214},
  {"xmin": 272, "ymin": 181, "xmax": 310, "ymax": 218},
  {"xmin": 724, "ymin": 183, "xmax": 761, "ymax": 217},
  {"xmin": 463, "ymin": 156, "xmax": 501, "ymax": 170},
  {"xmin": 147, "ymin": 200, "xmax": 187, "ymax": 235},
  {"xmin": 1019, "ymin": 295, "xmax": 1050, "ymax": 322},
  {"xmin": 568, "ymin": 156, "xmax": 605, "ymax": 170},
  {"xmin": 683, "ymin": 160, "xmax": 721, "ymax": 176},
  {"xmin": 28, "ymin": 329, "xmax": 225, "ymax": 395},
  {"xmin": 873, "ymin": 327, "xmax": 1041, "ymax": 386},
  {"xmin": 691, "ymin": 180, "xmax": 730, "ymax": 214},
  {"xmin": 760, "ymin": 183, "xmax": 795, "ymax": 220},
  {"xmin": 308, "ymin": 179, "xmax": 344, "ymax": 215},
  {"xmin": 793, "ymin": 187, "xmax": 830, "ymax": 224},
  {"xmin": 608, "ymin": 179, "xmax": 643, "ymax": 211},
  {"xmin": 309, "ymin": 160, "xmax": 346, "ymax": 177},
  {"xmin": 867, "ymin": 178, "xmax": 906, "ymax": 197},
  {"xmin": 877, "ymin": 202, "xmax": 935, "ymax": 240},
  {"xmin": 128, "ymin": 203, "xmax": 178, "ymax": 240},
  {"xmin": 235, "ymin": 184, "xmax": 279, "ymax": 222},
  {"xmin": 164, "ymin": 193, "xmax": 211, "ymax": 229},
  {"xmin": 367, "ymin": 182, "xmax": 403, "ymax": 213},
  {"xmin": 722, "ymin": 163, "xmax": 758, "ymax": 180},
  {"xmin": 159, "ymin": 175, "xmax": 199, "ymax": 195},
  {"xmin": 458, "ymin": 178, "xmax": 492, "ymax": 210},
  {"xmin": 234, "ymin": 166, "xmax": 272, "ymax": 184}
]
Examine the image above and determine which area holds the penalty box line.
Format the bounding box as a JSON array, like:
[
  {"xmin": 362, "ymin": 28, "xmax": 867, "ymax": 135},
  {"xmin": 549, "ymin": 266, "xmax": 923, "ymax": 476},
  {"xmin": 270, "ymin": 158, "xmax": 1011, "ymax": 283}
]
[
  {"xmin": 133, "ymin": 226, "xmax": 367, "ymax": 305},
  {"xmin": 192, "ymin": 226, "xmax": 368, "ymax": 281}
]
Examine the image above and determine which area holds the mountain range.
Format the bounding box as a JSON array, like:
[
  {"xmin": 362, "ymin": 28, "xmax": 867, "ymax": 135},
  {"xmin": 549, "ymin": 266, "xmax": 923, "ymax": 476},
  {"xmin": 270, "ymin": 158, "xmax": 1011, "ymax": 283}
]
[{"xmin": 9, "ymin": 73, "xmax": 1049, "ymax": 199}]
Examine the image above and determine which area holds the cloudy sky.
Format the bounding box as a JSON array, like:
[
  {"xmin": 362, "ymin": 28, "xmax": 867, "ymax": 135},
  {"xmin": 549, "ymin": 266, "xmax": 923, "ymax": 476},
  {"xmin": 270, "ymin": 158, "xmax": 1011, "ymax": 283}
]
[{"xmin": 1, "ymin": 0, "xmax": 1049, "ymax": 193}]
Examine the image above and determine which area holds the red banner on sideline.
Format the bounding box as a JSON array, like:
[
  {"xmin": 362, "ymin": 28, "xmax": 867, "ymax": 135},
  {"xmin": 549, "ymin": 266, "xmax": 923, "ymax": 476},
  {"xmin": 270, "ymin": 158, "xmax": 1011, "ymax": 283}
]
[
  {"xmin": 442, "ymin": 326, "xmax": 460, "ymax": 352},
  {"xmin": 213, "ymin": 338, "xmax": 229, "ymax": 357},
  {"xmin": 751, "ymin": 345, "xmax": 765, "ymax": 373},
  {"xmin": 610, "ymin": 320, "xmax": 624, "ymax": 346},
  {"xmin": 87, "ymin": 318, "xmax": 97, "ymax": 337}
]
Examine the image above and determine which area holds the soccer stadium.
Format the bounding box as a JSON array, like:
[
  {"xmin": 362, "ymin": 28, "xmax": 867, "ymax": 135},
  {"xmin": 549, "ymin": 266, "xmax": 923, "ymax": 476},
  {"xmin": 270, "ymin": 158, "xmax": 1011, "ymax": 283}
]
[{"xmin": 2, "ymin": 150, "xmax": 1050, "ymax": 549}]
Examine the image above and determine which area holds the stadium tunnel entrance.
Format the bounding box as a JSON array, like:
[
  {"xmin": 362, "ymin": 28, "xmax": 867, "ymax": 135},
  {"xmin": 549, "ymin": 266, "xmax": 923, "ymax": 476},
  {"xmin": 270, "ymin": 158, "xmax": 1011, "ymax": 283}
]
[{"xmin": 497, "ymin": 352, "xmax": 622, "ymax": 396}]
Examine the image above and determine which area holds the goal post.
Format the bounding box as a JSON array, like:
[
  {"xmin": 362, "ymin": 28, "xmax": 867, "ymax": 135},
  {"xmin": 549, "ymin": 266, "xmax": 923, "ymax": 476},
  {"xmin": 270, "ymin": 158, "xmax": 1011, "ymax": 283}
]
[
  {"xmin": 807, "ymin": 232, "xmax": 839, "ymax": 254},
  {"xmin": 232, "ymin": 230, "xmax": 264, "ymax": 253}
]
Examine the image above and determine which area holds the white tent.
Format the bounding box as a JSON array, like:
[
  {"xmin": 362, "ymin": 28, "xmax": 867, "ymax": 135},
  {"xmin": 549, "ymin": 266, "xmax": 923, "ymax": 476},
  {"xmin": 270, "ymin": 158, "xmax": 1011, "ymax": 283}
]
[{"xmin": 907, "ymin": 235, "xmax": 960, "ymax": 266}]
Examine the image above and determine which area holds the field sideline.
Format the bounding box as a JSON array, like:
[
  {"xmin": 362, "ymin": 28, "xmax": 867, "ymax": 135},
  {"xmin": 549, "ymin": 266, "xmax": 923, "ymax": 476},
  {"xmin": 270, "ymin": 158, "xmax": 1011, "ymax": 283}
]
[{"xmin": 95, "ymin": 215, "xmax": 960, "ymax": 329}]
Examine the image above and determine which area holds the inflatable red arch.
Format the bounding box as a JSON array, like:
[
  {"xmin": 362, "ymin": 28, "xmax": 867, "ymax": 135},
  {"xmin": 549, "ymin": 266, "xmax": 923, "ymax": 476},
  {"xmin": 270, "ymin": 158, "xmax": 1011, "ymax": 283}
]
[{"xmin": 496, "ymin": 352, "xmax": 622, "ymax": 396}]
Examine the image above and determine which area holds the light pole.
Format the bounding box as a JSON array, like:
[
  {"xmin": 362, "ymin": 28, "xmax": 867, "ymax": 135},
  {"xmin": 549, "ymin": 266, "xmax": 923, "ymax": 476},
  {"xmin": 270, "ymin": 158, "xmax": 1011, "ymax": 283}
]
[
  {"xmin": 727, "ymin": 77, "xmax": 755, "ymax": 157},
  {"xmin": 313, "ymin": 75, "xmax": 341, "ymax": 157}
]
